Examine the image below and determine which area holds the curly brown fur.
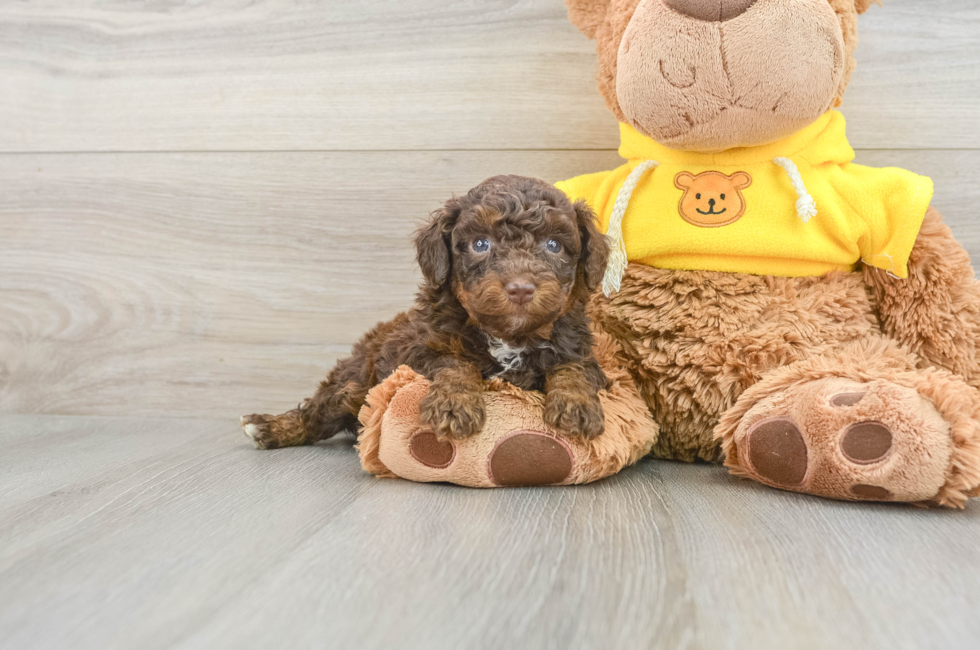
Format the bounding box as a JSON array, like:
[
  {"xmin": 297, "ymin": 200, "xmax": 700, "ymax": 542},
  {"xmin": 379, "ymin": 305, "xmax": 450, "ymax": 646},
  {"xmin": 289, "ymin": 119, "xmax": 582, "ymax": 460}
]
[{"xmin": 242, "ymin": 176, "xmax": 611, "ymax": 447}]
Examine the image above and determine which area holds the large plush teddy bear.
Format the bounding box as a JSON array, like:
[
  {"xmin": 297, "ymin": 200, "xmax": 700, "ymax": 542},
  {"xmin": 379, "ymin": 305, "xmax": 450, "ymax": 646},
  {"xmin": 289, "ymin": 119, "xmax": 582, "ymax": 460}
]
[
  {"xmin": 556, "ymin": 0, "xmax": 980, "ymax": 506},
  {"xmin": 360, "ymin": 0, "xmax": 980, "ymax": 507}
]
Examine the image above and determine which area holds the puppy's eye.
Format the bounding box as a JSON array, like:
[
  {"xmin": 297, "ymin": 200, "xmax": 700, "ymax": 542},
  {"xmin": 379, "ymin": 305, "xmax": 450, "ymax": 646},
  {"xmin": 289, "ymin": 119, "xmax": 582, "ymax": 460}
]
[
  {"xmin": 472, "ymin": 238, "xmax": 491, "ymax": 253},
  {"xmin": 720, "ymin": 194, "xmax": 726, "ymax": 200},
  {"xmin": 545, "ymin": 239, "xmax": 562, "ymax": 254},
  {"xmin": 696, "ymin": 193, "xmax": 702, "ymax": 200}
]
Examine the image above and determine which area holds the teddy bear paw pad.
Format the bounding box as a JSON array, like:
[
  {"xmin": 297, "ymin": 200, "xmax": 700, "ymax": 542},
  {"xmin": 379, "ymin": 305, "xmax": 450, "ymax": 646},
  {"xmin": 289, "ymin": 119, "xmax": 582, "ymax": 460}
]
[
  {"xmin": 488, "ymin": 431, "xmax": 573, "ymax": 487},
  {"xmin": 850, "ymin": 484, "xmax": 894, "ymax": 500},
  {"xmin": 745, "ymin": 417, "xmax": 808, "ymax": 488},
  {"xmin": 840, "ymin": 421, "xmax": 893, "ymax": 464},
  {"xmin": 830, "ymin": 391, "xmax": 866, "ymax": 407},
  {"xmin": 408, "ymin": 429, "xmax": 456, "ymax": 469}
]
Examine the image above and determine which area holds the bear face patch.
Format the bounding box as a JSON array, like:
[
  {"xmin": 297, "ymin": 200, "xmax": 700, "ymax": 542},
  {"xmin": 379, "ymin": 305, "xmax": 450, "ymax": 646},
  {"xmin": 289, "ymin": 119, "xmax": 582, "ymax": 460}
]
[{"xmin": 674, "ymin": 171, "xmax": 753, "ymax": 227}]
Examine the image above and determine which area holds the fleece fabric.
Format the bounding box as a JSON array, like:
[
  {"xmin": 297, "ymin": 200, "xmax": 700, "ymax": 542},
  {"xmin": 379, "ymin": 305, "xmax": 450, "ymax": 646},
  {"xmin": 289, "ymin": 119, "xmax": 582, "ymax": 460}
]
[{"xmin": 556, "ymin": 110, "xmax": 933, "ymax": 278}]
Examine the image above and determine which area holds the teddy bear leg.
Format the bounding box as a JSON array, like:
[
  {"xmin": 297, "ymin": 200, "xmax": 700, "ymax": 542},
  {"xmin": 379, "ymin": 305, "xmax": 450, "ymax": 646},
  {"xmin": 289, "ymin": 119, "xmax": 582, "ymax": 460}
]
[
  {"xmin": 360, "ymin": 376, "xmax": 655, "ymax": 487},
  {"xmin": 356, "ymin": 328, "xmax": 658, "ymax": 488},
  {"xmin": 716, "ymin": 338, "xmax": 980, "ymax": 507}
]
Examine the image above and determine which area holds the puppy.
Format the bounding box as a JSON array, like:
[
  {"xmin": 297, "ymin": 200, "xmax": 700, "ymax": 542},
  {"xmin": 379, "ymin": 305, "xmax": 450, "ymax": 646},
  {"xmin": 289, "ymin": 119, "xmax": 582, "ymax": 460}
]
[{"xmin": 241, "ymin": 175, "xmax": 611, "ymax": 449}]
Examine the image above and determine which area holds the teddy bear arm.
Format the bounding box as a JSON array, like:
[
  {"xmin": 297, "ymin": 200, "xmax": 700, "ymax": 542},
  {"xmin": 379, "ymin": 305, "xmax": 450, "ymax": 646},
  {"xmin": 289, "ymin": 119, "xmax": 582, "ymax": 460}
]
[{"xmin": 864, "ymin": 205, "xmax": 980, "ymax": 389}]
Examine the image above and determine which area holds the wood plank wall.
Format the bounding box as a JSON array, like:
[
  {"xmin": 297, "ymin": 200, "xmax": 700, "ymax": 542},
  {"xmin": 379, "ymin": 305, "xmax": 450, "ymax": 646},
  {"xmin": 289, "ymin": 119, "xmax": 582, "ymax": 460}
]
[{"xmin": 2, "ymin": 0, "xmax": 979, "ymax": 419}]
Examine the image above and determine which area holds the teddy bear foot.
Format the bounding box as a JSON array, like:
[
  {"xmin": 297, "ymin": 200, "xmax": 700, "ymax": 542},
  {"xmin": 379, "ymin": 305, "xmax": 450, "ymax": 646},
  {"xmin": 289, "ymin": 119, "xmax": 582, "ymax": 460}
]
[
  {"xmin": 728, "ymin": 377, "xmax": 959, "ymax": 505},
  {"xmin": 364, "ymin": 373, "xmax": 587, "ymax": 487},
  {"xmin": 403, "ymin": 426, "xmax": 576, "ymax": 487},
  {"xmin": 355, "ymin": 365, "xmax": 657, "ymax": 488}
]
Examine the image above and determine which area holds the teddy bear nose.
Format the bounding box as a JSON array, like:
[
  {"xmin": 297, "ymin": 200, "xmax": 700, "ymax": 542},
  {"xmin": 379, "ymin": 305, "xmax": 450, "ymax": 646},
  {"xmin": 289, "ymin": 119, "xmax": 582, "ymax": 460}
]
[
  {"xmin": 708, "ymin": 198, "xmax": 716, "ymax": 207},
  {"xmin": 505, "ymin": 280, "xmax": 536, "ymax": 305},
  {"xmin": 664, "ymin": 0, "xmax": 758, "ymax": 22}
]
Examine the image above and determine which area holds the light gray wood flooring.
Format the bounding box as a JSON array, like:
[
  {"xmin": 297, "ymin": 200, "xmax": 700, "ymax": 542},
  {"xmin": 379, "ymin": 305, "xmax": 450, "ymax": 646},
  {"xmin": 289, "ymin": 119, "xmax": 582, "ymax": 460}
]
[{"xmin": 2, "ymin": 415, "xmax": 979, "ymax": 650}]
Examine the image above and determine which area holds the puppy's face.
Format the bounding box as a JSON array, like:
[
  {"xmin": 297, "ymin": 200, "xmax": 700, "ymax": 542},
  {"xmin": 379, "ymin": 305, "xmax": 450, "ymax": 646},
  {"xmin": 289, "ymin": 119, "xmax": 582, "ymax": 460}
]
[{"xmin": 415, "ymin": 176, "xmax": 609, "ymax": 341}]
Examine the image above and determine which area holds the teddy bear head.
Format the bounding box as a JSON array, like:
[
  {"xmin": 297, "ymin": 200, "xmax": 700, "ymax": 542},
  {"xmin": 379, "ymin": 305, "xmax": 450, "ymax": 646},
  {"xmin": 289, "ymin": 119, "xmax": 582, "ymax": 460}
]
[{"xmin": 566, "ymin": 0, "xmax": 880, "ymax": 152}]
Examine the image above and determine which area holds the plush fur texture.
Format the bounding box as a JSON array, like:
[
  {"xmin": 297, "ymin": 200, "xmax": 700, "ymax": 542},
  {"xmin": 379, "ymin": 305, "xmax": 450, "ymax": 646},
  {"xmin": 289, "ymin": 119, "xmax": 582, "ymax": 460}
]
[
  {"xmin": 864, "ymin": 207, "xmax": 980, "ymax": 391},
  {"xmin": 564, "ymin": 0, "xmax": 980, "ymax": 506},
  {"xmin": 569, "ymin": 0, "xmax": 871, "ymax": 151},
  {"xmin": 589, "ymin": 264, "xmax": 877, "ymax": 462},
  {"xmin": 717, "ymin": 338, "xmax": 980, "ymax": 507},
  {"xmin": 242, "ymin": 176, "xmax": 612, "ymax": 449}
]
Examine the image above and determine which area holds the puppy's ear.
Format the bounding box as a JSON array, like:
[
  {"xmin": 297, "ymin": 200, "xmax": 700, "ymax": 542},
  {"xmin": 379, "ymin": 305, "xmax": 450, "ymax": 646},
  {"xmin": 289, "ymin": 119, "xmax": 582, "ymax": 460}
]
[
  {"xmin": 415, "ymin": 197, "xmax": 463, "ymax": 287},
  {"xmin": 565, "ymin": 0, "xmax": 612, "ymax": 39},
  {"xmin": 574, "ymin": 200, "xmax": 610, "ymax": 293}
]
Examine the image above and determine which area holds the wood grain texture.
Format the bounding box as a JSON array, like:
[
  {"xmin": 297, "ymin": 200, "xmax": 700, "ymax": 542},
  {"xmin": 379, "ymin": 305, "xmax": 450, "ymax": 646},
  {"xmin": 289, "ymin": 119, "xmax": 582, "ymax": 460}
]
[
  {"xmin": 2, "ymin": 149, "xmax": 978, "ymax": 419},
  {"xmin": 1, "ymin": 415, "xmax": 978, "ymax": 650},
  {"xmin": 1, "ymin": 0, "xmax": 978, "ymax": 153}
]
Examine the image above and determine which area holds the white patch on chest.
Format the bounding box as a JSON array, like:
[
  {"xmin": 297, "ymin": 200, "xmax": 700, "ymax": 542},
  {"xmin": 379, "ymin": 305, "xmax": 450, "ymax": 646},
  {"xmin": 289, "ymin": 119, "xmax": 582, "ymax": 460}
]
[{"xmin": 487, "ymin": 336, "xmax": 528, "ymax": 375}]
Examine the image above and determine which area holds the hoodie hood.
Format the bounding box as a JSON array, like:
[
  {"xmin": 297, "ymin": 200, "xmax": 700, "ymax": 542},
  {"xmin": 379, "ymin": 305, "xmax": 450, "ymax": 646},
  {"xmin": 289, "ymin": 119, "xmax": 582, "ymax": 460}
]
[{"xmin": 619, "ymin": 110, "xmax": 856, "ymax": 169}]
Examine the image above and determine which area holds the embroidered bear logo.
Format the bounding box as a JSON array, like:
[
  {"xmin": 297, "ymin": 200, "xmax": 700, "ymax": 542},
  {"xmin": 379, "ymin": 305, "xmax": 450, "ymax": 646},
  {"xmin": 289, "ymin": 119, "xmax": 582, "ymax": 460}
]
[{"xmin": 674, "ymin": 171, "xmax": 753, "ymax": 228}]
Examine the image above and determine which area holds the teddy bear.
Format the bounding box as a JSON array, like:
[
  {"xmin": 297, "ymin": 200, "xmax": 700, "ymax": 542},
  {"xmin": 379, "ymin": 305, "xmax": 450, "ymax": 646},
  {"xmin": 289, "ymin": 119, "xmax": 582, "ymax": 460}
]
[{"xmin": 553, "ymin": 0, "xmax": 980, "ymax": 506}]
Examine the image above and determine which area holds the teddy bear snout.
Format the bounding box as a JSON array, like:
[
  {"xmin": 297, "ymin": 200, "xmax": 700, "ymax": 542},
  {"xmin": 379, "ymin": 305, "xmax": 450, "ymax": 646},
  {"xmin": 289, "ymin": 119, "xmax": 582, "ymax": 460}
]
[{"xmin": 664, "ymin": 0, "xmax": 759, "ymax": 22}]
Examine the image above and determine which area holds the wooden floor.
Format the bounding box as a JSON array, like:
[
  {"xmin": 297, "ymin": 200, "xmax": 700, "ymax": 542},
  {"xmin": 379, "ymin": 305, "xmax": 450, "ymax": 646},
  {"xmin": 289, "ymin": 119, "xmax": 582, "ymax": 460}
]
[
  {"xmin": 2, "ymin": 415, "xmax": 979, "ymax": 650},
  {"xmin": 3, "ymin": 1, "xmax": 980, "ymax": 648}
]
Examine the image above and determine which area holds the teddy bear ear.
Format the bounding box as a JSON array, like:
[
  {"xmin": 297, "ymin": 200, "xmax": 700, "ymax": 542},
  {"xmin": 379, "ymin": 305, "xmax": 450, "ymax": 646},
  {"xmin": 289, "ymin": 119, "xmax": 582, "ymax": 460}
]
[
  {"xmin": 853, "ymin": 0, "xmax": 882, "ymax": 14},
  {"xmin": 565, "ymin": 0, "xmax": 612, "ymax": 39}
]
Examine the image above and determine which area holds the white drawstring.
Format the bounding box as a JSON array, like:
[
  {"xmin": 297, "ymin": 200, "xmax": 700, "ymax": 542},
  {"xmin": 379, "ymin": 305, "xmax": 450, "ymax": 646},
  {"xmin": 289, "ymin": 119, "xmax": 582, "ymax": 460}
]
[
  {"xmin": 773, "ymin": 157, "xmax": 817, "ymax": 222},
  {"xmin": 602, "ymin": 160, "xmax": 659, "ymax": 297}
]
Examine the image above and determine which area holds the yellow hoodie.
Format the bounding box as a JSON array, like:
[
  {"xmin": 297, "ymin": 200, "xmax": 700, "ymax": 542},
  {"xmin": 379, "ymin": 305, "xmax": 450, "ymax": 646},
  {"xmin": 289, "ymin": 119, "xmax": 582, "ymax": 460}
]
[{"xmin": 556, "ymin": 111, "xmax": 933, "ymax": 291}]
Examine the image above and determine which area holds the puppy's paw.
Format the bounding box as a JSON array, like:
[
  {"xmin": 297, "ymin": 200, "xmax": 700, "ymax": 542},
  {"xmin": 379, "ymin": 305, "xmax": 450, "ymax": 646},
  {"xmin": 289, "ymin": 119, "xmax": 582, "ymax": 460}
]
[
  {"xmin": 240, "ymin": 410, "xmax": 308, "ymax": 449},
  {"xmin": 240, "ymin": 414, "xmax": 280, "ymax": 449},
  {"xmin": 419, "ymin": 385, "xmax": 486, "ymax": 440},
  {"xmin": 544, "ymin": 389, "xmax": 605, "ymax": 440}
]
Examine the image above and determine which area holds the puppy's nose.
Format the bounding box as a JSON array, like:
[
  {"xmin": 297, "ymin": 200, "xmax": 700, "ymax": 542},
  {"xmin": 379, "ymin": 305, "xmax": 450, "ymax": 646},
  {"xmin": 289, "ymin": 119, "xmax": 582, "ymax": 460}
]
[
  {"xmin": 505, "ymin": 280, "xmax": 536, "ymax": 306},
  {"xmin": 708, "ymin": 198, "xmax": 716, "ymax": 207},
  {"xmin": 664, "ymin": 0, "xmax": 758, "ymax": 22}
]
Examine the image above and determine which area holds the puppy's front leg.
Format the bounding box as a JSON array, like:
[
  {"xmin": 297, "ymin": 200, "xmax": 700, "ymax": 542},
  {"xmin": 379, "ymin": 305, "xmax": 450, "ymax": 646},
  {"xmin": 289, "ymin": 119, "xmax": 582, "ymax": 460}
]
[
  {"xmin": 419, "ymin": 364, "xmax": 486, "ymax": 440},
  {"xmin": 544, "ymin": 362, "xmax": 605, "ymax": 439}
]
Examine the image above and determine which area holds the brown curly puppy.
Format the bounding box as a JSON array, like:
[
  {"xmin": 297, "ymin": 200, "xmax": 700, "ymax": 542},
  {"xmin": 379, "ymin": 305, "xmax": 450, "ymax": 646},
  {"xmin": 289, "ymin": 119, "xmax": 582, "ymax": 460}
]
[{"xmin": 241, "ymin": 175, "xmax": 611, "ymax": 449}]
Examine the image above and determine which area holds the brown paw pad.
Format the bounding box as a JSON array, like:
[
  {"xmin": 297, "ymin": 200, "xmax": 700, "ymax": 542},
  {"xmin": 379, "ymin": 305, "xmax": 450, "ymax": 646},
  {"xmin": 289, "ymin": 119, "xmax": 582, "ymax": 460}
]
[
  {"xmin": 488, "ymin": 431, "xmax": 573, "ymax": 487},
  {"xmin": 408, "ymin": 429, "xmax": 456, "ymax": 469},
  {"xmin": 831, "ymin": 392, "xmax": 866, "ymax": 407},
  {"xmin": 840, "ymin": 421, "xmax": 893, "ymax": 465},
  {"xmin": 850, "ymin": 484, "xmax": 893, "ymax": 500},
  {"xmin": 746, "ymin": 417, "xmax": 808, "ymax": 487}
]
